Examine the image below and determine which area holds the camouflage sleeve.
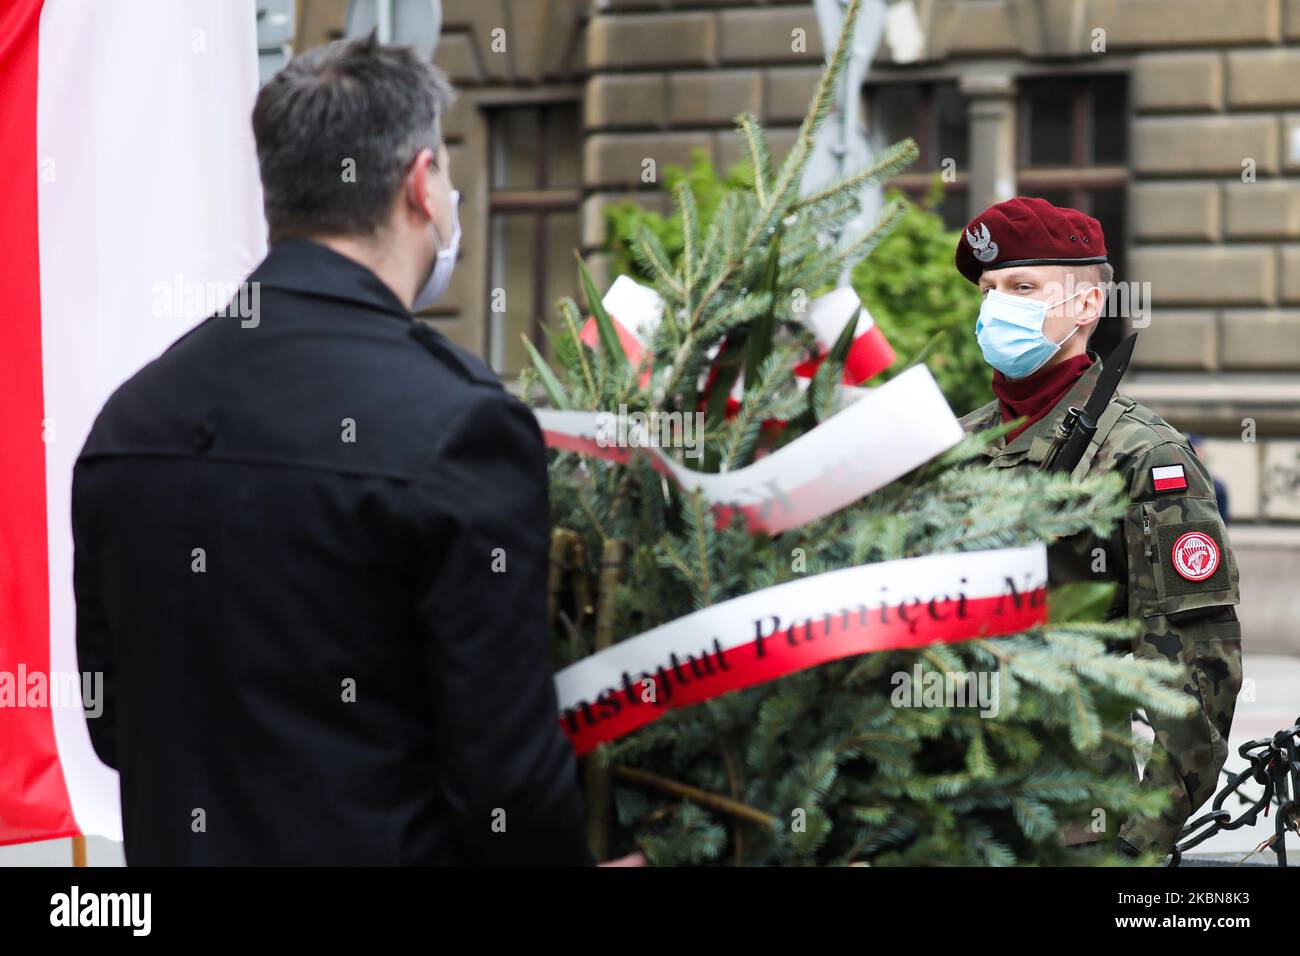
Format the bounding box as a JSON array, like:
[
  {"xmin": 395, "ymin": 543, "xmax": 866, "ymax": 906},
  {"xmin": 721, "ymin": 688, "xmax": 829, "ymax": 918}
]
[{"xmin": 1116, "ymin": 439, "xmax": 1243, "ymax": 856}]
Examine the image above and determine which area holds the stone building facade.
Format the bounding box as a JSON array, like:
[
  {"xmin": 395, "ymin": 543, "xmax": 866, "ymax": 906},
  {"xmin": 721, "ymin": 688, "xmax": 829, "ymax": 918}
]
[{"xmin": 293, "ymin": 0, "xmax": 1300, "ymax": 650}]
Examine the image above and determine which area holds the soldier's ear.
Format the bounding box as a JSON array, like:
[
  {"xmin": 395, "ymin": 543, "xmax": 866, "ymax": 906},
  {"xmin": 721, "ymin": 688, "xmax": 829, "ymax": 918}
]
[
  {"xmin": 1070, "ymin": 288, "xmax": 1100, "ymax": 341},
  {"xmin": 1081, "ymin": 284, "xmax": 1106, "ymax": 324},
  {"xmin": 1081, "ymin": 313, "xmax": 1101, "ymax": 344}
]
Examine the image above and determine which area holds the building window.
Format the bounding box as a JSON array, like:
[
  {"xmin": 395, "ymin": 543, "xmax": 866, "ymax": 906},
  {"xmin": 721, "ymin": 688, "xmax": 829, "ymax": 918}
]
[
  {"xmin": 486, "ymin": 103, "xmax": 582, "ymax": 376},
  {"xmin": 865, "ymin": 81, "xmax": 970, "ymax": 229},
  {"xmin": 1016, "ymin": 74, "xmax": 1129, "ymax": 271},
  {"xmin": 1016, "ymin": 73, "xmax": 1129, "ymax": 354}
]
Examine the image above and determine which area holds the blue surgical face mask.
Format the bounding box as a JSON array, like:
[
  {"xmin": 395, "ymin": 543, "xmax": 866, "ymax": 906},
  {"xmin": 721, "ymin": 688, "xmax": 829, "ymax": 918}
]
[{"xmin": 975, "ymin": 287, "xmax": 1087, "ymax": 380}]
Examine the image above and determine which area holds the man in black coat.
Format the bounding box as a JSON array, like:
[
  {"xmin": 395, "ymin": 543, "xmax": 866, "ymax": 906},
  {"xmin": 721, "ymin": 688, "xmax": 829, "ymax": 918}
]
[{"xmin": 72, "ymin": 34, "xmax": 593, "ymax": 865}]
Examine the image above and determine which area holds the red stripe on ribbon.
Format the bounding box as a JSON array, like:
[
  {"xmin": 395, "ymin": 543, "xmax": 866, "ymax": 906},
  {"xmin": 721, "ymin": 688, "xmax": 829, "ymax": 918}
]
[
  {"xmin": 560, "ymin": 589, "xmax": 1045, "ymax": 756},
  {"xmin": 0, "ymin": 0, "xmax": 81, "ymax": 844},
  {"xmin": 793, "ymin": 323, "xmax": 896, "ymax": 385},
  {"xmin": 540, "ymin": 429, "xmax": 654, "ymax": 473}
]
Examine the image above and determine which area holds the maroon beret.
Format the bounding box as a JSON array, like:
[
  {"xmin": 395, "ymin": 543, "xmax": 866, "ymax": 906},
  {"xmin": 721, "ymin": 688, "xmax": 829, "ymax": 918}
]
[{"xmin": 955, "ymin": 196, "xmax": 1108, "ymax": 285}]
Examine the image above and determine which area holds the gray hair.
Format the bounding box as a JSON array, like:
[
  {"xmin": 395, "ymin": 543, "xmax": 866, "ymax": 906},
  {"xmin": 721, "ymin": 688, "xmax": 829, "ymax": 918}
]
[{"xmin": 252, "ymin": 33, "xmax": 455, "ymax": 243}]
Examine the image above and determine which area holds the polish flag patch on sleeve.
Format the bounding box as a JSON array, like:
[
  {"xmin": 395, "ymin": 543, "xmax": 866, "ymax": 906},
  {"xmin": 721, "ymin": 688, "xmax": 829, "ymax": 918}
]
[{"xmin": 1152, "ymin": 464, "xmax": 1188, "ymax": 492}]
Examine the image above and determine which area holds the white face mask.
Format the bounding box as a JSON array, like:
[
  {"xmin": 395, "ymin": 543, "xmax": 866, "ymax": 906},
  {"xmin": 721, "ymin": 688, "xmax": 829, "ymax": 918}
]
[{"xmin": 412, "ymin": 188, "xmax": 460, "ymax": 312}]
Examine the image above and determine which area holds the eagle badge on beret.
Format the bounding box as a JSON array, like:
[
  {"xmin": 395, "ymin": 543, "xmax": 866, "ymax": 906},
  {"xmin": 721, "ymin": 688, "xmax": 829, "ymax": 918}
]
[
  {"xmin": 954, "ymin": 197, "xmax": 1109, "ymax": 285},
  {"xmin": 965, "ymin": 222, "xmax": 999, "ymax": 264}
]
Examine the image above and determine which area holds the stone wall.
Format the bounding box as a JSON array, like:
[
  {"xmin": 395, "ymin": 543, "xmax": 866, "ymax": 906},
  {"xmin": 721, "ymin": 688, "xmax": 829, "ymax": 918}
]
[{"xmin": 580, "ymin": 0, "xmax": 827, "ymax": 287}]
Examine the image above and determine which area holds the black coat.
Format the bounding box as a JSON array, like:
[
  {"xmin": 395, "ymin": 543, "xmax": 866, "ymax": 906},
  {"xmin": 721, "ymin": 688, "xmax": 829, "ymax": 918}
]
[{"xmin": 72, "ymin": 239, "xmax": 593, "ymax": 866}]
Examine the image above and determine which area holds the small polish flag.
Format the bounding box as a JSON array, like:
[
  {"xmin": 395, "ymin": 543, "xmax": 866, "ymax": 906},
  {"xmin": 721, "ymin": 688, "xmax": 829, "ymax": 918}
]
[
  {"xmin": 578, "ymin": 275, "xmax": 663, "ymax": 387},
  {"xmin": 791, "ymin": 285, "xmax": 896, "ymax": 385},
  {"xmin": 1152, "ymin": 464, "xmax": 1188, "ymax": 492}
]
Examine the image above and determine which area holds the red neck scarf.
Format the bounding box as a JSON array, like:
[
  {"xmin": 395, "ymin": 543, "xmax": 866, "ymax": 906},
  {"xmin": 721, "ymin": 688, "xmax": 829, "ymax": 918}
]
[{"xmin": 991, "ymin": 353, "xmax": 1094, "ymax": 444}]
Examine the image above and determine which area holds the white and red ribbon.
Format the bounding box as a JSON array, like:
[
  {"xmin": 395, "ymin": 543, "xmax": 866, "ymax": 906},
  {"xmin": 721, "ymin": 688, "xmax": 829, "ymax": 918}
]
[
  {"xmin": 790, "ymin": 284, "xmax": 895, "ymax": 385},
  {"xmin": 555, "ymin": 544, "xmax": 1048, "ymax": 755},
  {"xmin": 578, "ymin": 276, "xmax": 896, "ymax": 396},
  {"xmin": 536, "ymin": 363, "xmax": 963, "ymax": 535}
]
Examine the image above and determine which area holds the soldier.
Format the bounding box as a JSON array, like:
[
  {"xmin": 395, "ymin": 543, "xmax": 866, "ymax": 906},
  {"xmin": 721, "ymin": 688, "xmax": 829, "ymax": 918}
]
[{"xmin": 954, "ymin": 196, "xmax": 1243, "ymax": 859}]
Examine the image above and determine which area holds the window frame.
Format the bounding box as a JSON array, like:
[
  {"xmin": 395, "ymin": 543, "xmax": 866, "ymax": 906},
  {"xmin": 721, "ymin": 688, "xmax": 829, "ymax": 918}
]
[
  {"xmin": 483, "ymin": 101, "xmax": 583, "ymax": 373},
  {"xmin": 863, "ymin": 79, "xmax": 971, "ymax": 229},
  {"xmin": 1015, "ymin": 73, "xmax": 1128, "ymax": 207},
  {"xmin": 1014, "ymin": 71, "xmax": 1132, "ymax": 355}
]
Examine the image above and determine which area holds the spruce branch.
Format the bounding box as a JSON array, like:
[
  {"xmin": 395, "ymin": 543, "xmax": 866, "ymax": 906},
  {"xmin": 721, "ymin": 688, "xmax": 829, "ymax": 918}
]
[
  {"xmin": 557, "ymin": 297, "xmax": 596, "ymax": 397},
  {"xmin": 632, "ymin": 224, "xmax": 686, "ymax": 301},
  {"xmin": 793, "ymin": 137, "xmax": 920, "ymax": 212},
  {"xmin": 614, "ymin": 766, "xmax": 777, "ymax": 829},
  {"xmin": 736, "ymin": 112, "xmax": 773, "ymax": 205},
  {"xmin": 677, "ymin": 180, "xmax": 702, "ymax": 312},
  {"xmin": 827, "ymin": 195, "xmax": 910, "ymax": 273},
  {"xmin": 521, "ymin": 335, "xmax": 571, "ymax": 409}
]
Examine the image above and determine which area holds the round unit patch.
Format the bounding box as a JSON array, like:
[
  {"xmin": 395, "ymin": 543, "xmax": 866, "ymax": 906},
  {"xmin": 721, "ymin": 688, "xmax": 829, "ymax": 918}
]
[{"xmin": 1171, "ymin": 531, "xmax": 1220, "ymax": 582}]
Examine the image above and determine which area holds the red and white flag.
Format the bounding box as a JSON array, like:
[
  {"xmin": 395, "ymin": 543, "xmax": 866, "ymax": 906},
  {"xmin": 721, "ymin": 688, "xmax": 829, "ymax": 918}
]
[
  {"xmin": 1151, "ymin": 464, "xmax": 1187, "ymax": 493},
  {"xmin": 580, "ymin": 277, "xmax": 897, "ymax": 404},
  {"xmin": 0, "ymin": 0, "xmax": 265, "ymax": 847},
  {"xmin": 790, "ymin": 285, "xmax": 896, "ymax": 385}
]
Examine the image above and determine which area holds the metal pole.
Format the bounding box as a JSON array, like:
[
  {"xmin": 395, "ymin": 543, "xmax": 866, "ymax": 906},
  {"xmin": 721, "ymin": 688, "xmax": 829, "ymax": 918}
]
[
  {"xmin": 809, "ymin": 0, "xmax": 889, "ymax": 286},
  {"xmin": 376, "ymin": 0, "xmax": 393, "ymax": 42}
]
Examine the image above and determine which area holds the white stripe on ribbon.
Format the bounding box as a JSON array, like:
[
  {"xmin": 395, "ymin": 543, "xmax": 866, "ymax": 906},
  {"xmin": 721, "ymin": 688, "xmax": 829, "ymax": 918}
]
[
  {"xmin": 536, "ymin": 363, "xmax": 963, "ymax": 535},
  {"xmin": 556, "ymin": 544, "xmax": 1048, "ymax": 754}
]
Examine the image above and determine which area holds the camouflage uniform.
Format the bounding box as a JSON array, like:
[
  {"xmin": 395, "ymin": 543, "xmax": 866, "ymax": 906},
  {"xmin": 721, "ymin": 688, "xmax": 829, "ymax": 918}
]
[{"xmin": 959, "ymin": 351, "xmax": 1244, "ymax": 855}]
